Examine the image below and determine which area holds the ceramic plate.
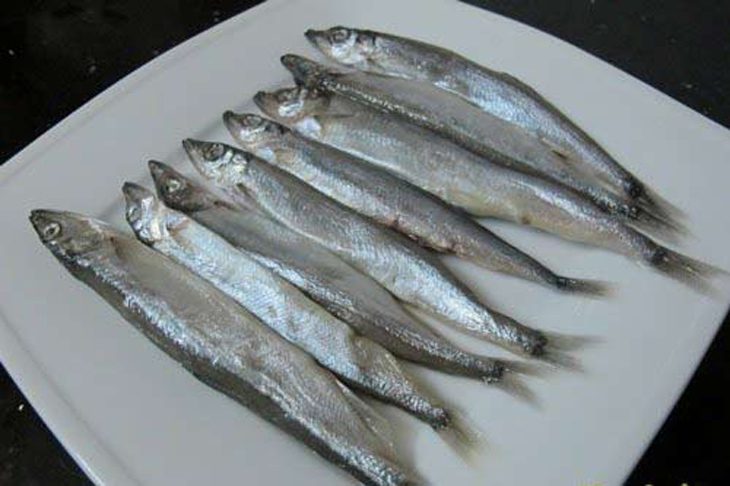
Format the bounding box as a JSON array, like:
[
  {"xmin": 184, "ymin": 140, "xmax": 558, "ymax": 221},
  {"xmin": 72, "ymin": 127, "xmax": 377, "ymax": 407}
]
[{"xmin": 1, "ymin": 0, "xmax": 729, "ymax": 484}]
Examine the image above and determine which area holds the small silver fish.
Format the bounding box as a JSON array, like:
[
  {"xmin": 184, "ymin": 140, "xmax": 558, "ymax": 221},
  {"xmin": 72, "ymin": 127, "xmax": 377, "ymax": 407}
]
[
  {"xmin": 225, "ymin": 110, "xmax": 605, "ymax": 295},
  {"xmin": 305, "ymin": 26, "xmax": 679, "ymax": 222},
  {"xmin": 30, "ymin": 209, "xmax": 412, "ymax": 486},
  {"xmin": 280, "ymin": 54, "xmax": 682, "ymax": 239},
  {"xmin": 183, "ymin": 139, "xmax": 566, "ymax": 362},
  {"xmin": 148, "ymin": 161, "xmax": 514, "ymax": 384},
  {"xmin": 123, "ymin": 182, "xmax": 453, "ymax": 430},
  {"xmin": 255, "ymin": 86, "xmax": 678, "ymax": 241},
  {"xmin": 251, "ymin": 86, "xmax": 715, "ymax": 291}
]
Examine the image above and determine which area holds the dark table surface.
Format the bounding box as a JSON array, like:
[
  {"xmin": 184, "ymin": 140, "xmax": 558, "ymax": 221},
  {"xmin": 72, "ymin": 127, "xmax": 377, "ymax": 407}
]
[{"xmin": 1, "ymin": 1, "xmax": 728, "ymax": 484}]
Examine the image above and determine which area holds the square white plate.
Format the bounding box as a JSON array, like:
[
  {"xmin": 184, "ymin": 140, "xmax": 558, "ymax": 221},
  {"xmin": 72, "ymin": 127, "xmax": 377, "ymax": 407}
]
[{"xmin": 1, "ymin": 0, "xmax": 729, "ymax": 484}]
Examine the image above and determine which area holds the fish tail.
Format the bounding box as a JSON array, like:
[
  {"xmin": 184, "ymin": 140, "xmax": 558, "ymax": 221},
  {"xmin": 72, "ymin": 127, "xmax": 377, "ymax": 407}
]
[
  {"xmin": 647, "ymin": 245, "xmax": 725, "ymax": 293},
  {"xmin": 553, "ymin": 276, "xmax": 613, "ymax": 297},
  {"xmin": 628, "ymin": 203, "xmax": 689, "ymax": 244},
  {"xmin": 436, "ymin": 410, "xmax": 485, "ymax": 464},
  {"xmin": 491, "ymin": 369, "xmax": 540, "ymax": 406},
  {"xmin": 500, "ymin": 358, "xmax": 546, "ymax": 378},
  {"xmin": 634, "ymin": 184, "xmax": 686, "ymax": 225},
  {"xmin": 534, "ymin": 330, "xmax": 600, "ymax": 371}
]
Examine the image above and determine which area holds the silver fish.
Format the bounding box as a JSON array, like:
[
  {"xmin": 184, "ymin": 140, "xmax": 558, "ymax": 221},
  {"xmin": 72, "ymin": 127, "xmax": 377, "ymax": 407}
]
[
  {"xmin": 148, "ymin": 161, "xmax": 511, "ymax": 383},
  {"xmin": 183, "ymin": 139, "xmax": 565, "ymax": 362},
  {"xmin": 252, "ymin": 87, "xmax": 715, "ymax": 291},
  {"xmin": 255, "ymin": 86, "xmax": 677, "ymax": 241},
  {"xmin": 305, "ymin": 26, "xmax": 679, "ymax": 221},
  {"xmin": 123, "ymin": 182, "xmax": 451, "ymax": 430},
  {"xmin": 225, "ymin": 111, "xmax": 605, "ymax": 296},
  {"xmin": 29, "ymin": 209, "xmax": 412, "ymax": 486},
  {"xmin": 280, "ymin": 54, "xmax": 681, "ymax": 239}
]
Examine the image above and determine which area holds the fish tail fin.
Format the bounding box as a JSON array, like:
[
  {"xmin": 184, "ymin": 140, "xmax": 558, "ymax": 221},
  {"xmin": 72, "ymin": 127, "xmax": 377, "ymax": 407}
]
[
  {"xmin": 500, "ymin": 359, "xmax": 546, "ymax": 378},
  {"xmin": 628, "ymin": 203, "xmax": 689, "ymax": 244},
  {"xmin": 491, "ymin": 368, "xmax": 540, "ymax": 406},
  {"xmin": 647, "ymin": 246, "xmax": 725, "ymax": 293},
  {"xmin": 635, "ymin": 184, "xmax": 686, "ymax": 224},
  {"xmin": 437, "ymin": 410, "xmax": 485, "ymax": 464},
  {"xmin": 536, "ymin": 331, "xmax": 601, "ymax": 371},
  {"xmin": 554, "ymin": 276, "xmax": 613, "ymax": 297}
]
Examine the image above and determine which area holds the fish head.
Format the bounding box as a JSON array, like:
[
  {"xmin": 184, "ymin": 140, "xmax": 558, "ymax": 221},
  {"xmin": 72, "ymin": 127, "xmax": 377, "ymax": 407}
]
[
  {"xmin": 183, "ymin": 139, "xmax": 250, "ymax": 185},
  {"xmin": 122, "ymin": 182, "xmax": 170, "ymax": 244},
  {"xmin": 223, "ymin": 112, "xmax": 288, "ymax": 153},
  {"xmin": 254, "ymin": 86, "xmax": 329, "ymax": 124},
  {"xmin": 148, "ymin": 160, "xmax": 219, "ymax": 213},
  {"xmin": 305, "ymin": 26, "xmax": 376, "ymax": 67},
  {"xmin": 30, "ymin": 209, "xmax": 112, "ymax": 263},
  {"xmin": 280, "ymin": 54, "xmax": 329, "ymax": 86}
]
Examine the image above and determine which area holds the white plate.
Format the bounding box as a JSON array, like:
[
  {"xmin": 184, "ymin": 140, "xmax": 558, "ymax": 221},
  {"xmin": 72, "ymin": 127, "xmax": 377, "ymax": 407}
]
[{"xmin": 1, "ymin": 0, "xmax": 729, "ymax": 484}]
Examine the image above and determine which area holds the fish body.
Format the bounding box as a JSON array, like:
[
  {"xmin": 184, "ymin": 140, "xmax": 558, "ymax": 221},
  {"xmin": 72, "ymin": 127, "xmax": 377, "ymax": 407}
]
[
  {"xmin": 305, "ymin": 27, "xmax": 671, "ymax": 213},
  {"xmin": 282, "ymin": 54, "xmax": 571, "ymax": 173},
  {"xmin": 251, "ymin": 87, "xmax": 712, "ymax": 290},
  {"xmin": 30, "ymin": 209, "xmax": 411, "ymax": 486},
  {"xmin": 281, "ymin": 54, "xmax": 680, "ymax": 237},
  {"xmin": 149, "ymin": 161, "xmax": 507, "ymax": 381},
  {"xmin": 123, "ymin": 182, "xmax": 450, "ymax": 429},
  {"xmin": 226, "ymin": 111, "xmax": 604, "ymax": 295},
  {"xmin": 255, "ymin": 86, "xmax": 674, "ymax": 239},
  {"xmin": 184, "ymin": 140, "xmax": 553, "ymax": 359}
]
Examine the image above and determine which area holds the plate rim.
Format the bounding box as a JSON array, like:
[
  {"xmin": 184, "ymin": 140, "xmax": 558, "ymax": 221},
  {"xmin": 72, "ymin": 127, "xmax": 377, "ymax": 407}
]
[{"xmin": 1, "ymin": 0, "xmax": 727, "ymax": 484}]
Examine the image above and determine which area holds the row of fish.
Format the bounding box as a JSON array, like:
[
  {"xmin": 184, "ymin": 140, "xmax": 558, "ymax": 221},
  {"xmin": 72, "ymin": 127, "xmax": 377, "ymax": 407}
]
[{"xmin": 31, "ymin": 27, "xmax": 721, "ymax": 485}]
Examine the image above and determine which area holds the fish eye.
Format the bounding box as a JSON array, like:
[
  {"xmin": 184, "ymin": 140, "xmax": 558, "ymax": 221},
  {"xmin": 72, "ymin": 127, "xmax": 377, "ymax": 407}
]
[
  {"xmin": 42, "ymin": 222, "xmax": 61, "ymax": 240},
  {"xmin": 203, "ymin": 143, "xmax": 225, "ymax": 161},
  {"xmin": 164, "ymin": 178, "xmax": 183, "ymax": 194},
  {"xmin": 329, "ymin": 28, "xmax": 350, "ymax": 44}
]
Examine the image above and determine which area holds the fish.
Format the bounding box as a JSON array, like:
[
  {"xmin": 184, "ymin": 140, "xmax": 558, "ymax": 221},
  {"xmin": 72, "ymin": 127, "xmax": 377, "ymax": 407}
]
[
  {"xmin": 148, "ymin": 161, "xmax": 520, "ymax": 385},
  {"xmin": 123, "ymin": 181, "xmax": 454, "ymax": 431},
  {"xmin": 280, "ymin": 54, "xmax": 682, "ymax": 240},
  {"xmin": 225, "ymin": 110, "xmax": 606, "ymax": 296},
  {"xmin": 183, "ymin": 139, "xmax": 569, "ymax": 363},
  {"xmin": 255, "ymin": 86, "xmax": 678, "ymax": 241},
  {"xmin": 252, "ymin": 87, "xmax": 717, "ymax": 291},
  {"xmin": 304, "ymin": 26, "xmax": 680, "ymax": 224},
  {"xmin": 29, "ymin": 209, "xmax": 413, "ymax": 486}
]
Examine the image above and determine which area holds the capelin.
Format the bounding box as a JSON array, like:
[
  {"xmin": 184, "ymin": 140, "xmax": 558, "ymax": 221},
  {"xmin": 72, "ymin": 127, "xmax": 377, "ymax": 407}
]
[
  {"xmin": 280, "ymin": 54, "xmax": 329, "ymax": 86},
  {"xmin": 148, "ymin": 160, "xmax": 220, "ymax": 213},
  {"xmin": 29, "ymin": 209, "xmax": 110, "ymax": 262},
  {"xmin": 122, "ymin": 182, "xmax": 168, "ymax": 244},
  {"xmin": 304, "ymin": 26, "xmax": 376, "ymax": 66},
  {"xmin": 182, "ymin": 138, "xmax": 249, "ymax": 184},
  {"xmin": 222, "ymin": 112, "xmax": 288, "ymax": 151},
  {"xmin": 253, "ymin": 86, "xmax": 329, "ymax": 124}
]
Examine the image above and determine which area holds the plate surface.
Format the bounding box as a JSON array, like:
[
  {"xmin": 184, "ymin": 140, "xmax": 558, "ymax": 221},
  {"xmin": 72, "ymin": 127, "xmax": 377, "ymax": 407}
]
[{"xmin": 1, "ymin": 0, "xmax": 729, "ymax": 484}]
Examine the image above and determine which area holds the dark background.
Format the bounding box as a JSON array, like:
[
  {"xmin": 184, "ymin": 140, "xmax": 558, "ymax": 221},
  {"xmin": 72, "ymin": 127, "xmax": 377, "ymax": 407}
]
[{"xmin": 1, "ymin": 1, "xmax": 728, "ymax": 484}]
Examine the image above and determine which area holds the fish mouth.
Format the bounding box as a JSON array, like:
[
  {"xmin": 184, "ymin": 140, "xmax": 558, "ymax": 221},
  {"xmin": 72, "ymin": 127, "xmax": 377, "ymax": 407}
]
[
  {"xmin": 304, "ymin": 28, "xmax": 324, "ymax": 47},
  {"xmin": 252, "ymin": 91, "xmax": 269, "ymax": 111},
  {"xmin": 182, "ymin": 138, "xmax": 217, "ymax": 167},
  {"xmin": 122, "ymin": 181, "xmax": 153, "ymax": 205},
  {"xmin": 148, "ymin": 160, "xmax": 168, "ymax": 181},
  {"xmin": 280, "ymin": 54, "xmax": 300, "ymax": 72},
  {"xmin": 182, "ymin": 138, "xmax": 197, "ymax": 159},
  {"xmin": 252, "ymin": 92, "xmax": 280, "ymax": 119},
  {"xmin": 222, "ymin": 110, "xmax": 242, "ymax": 134},
  {"xmin": 280, "ymin": 54, "xmax": 319, "ymax": 84},
  {"xmin": 182, "ymin": 138, "xmax": 209, "ymax": 176},
  {"xmin": 222, "ymin": 111, "xmax": 247, "ymax": 144}
]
